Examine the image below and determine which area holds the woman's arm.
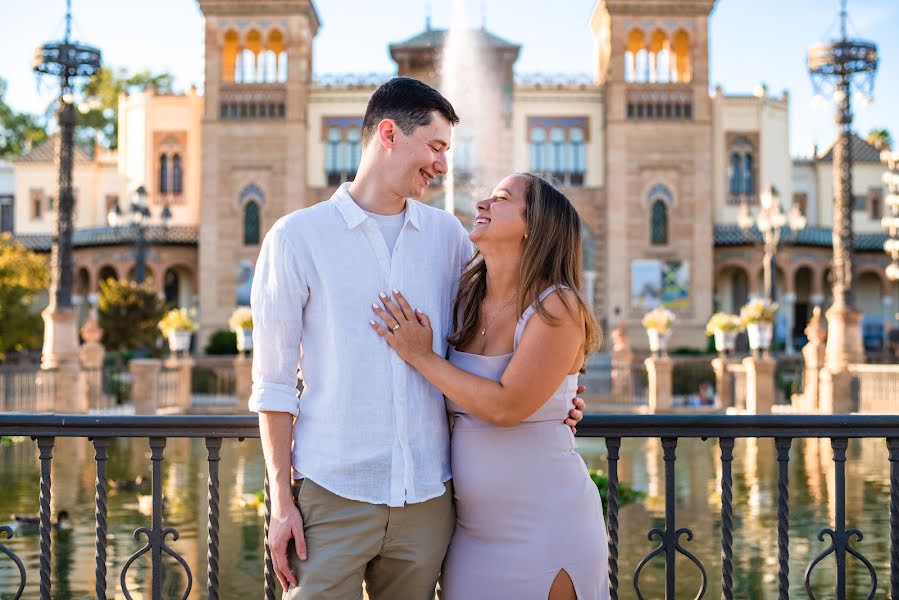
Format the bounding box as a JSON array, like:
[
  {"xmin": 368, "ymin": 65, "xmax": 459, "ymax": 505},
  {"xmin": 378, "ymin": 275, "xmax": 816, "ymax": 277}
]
[{"xmin": 371, "ymin": 289, "xmax": 583, "ymax": 426}]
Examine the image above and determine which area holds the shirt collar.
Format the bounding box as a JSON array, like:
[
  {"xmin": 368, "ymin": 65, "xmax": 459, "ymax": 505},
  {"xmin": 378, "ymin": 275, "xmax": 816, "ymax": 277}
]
[{"xmin": 333, "ymin": 182, "xmax": 421, "ymax": 231}]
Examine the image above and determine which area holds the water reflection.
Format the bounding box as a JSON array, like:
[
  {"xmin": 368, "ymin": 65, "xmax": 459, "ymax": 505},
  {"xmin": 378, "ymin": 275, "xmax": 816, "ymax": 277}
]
[{"xmin": 0, "ymin": 435, "xmax": 894, "ymax": 598}]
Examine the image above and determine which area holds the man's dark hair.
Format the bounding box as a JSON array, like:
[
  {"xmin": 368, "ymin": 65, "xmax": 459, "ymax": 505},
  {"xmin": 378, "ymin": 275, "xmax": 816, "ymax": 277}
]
[{"xmin": 361, "ymin": 77, "xmax": 459, "ymax": 143}]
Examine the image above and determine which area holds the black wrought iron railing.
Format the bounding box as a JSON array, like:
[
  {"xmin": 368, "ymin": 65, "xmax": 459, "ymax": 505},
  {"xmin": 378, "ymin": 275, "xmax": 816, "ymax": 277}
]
[{"xmin": 2, "ymin": 414, "xmax": 899, "ymax": 599}]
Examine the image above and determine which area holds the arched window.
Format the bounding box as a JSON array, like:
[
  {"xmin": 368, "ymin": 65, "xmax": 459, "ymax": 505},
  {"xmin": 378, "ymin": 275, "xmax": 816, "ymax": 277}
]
[
  {"xmin": 626, "ymin": 29, "xmax": 646, "ymax": 83},
  {"xmin": 727, "ymin": 136, "xmax": 757, "ymax": 202},
  {"xmin": 222, "ymin": 30, "xmax": 239, "ymax": 82},
  {"xmin": 650, "ymin": 199, "xmax": 668, "ymax": 245},
  {"xmin": 672, "ymin": 30, "xmax": 691, "ymax": 83},
  {"xmin": 267, "ymin": 30, "xmax": 285, "ymax": 83},
  {"xmin": 244, "ymin": 201, "xmax": 260, "ymax": 245},
  {"xmin": 529, "ymin": 128, "xmax": 546, "ymax": 171},
  {"xmin": 172, "ymin": 154, "xmax": 183, "ymax": 195},
  {"xmin": 159, "ymin": 154, "xmax": 169, "ymax": 194}
]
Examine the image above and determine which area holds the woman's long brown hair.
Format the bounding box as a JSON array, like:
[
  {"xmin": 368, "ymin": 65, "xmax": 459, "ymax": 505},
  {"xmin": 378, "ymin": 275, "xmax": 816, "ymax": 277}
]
[{"xmin": 448, "ymin": 173, "xmax": 602, "ymax": 362}]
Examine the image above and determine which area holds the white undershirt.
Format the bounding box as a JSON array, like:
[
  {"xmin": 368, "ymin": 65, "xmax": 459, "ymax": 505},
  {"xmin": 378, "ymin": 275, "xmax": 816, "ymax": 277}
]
[{"xmin": 363, "ymin": 208, "xmax": 406, "ymax": 256}]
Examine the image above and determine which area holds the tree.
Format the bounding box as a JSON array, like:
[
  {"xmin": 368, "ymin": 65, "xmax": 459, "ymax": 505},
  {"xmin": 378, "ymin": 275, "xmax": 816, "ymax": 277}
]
[
  {"xmin": 76, "ymin": 67, "xmax": 174, "ymax": 150},
  {"xmin": 97, "ymin": 278, "xmax": 165, "ymax": 353},
  {"xmin": 0, "ymin": 233, "xmax": 49, "ymax": 360},
  {"xmin": 0, "ymin": 78, "xmax": 48, "ymax": 158},
  {"xmin": 867, "ymin": 128, "xmax": 892, "ymax": 152}
]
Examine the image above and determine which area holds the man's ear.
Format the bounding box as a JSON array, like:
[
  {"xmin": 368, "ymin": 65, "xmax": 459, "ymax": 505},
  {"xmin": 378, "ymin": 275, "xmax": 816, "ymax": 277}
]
[{"xmin": 377, "ymin": 119, "xmax": 398, "ymax": 148}]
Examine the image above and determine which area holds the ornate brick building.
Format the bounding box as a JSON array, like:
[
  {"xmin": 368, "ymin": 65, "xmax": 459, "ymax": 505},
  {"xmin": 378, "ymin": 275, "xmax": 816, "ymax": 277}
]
[{"xmin": 11, "ymin": 0, "xmax": 896, "ymax": 351}]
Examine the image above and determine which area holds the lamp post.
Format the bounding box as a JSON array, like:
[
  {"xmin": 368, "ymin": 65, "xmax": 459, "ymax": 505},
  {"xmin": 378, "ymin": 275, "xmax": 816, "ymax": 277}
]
[
  {"xmin": 33, "ymin": 0, "xmax": 101, "ymax": 369},
  {"xmin": 738, "ymin": 184, "xmax": 807, "ymax": 352},
  {"xmin": 882, "ymin": 150, "xmax": 899, "ymax": 282},
  {"xmin": 882, "ymin": 151, "xmax": 899, "ymax": 352},
  {"xmin": 107, "ymin": 185, "xmax": 171, "ymax": 284},
  {"xmin": 808, "ymin": 0, "xmax": 878, "ymax": 372}
]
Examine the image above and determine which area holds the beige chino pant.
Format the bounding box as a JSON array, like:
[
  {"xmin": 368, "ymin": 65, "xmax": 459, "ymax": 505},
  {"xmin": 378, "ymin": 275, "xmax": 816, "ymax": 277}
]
[{"xmin": 284, "ymin": 478, "xmax": 455, "ymax": 600}]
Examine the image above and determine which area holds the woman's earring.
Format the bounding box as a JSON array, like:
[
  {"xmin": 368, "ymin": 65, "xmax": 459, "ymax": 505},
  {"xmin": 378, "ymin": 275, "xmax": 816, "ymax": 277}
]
[{"xmin": 524, "ymin": 233, "xmax": 528, "ymax": 239}]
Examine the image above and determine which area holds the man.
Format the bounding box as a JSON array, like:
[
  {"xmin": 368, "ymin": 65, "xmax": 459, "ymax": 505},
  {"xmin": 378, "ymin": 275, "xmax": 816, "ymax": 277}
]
[{"xmin": 250, "ymin": 76, "xmax": 585, "ymax": 599}]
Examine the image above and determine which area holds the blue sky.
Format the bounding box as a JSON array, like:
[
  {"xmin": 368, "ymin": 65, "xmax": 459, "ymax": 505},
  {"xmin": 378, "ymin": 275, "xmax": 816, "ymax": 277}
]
[{"xmin": 1, "ymin": 0, "xmax": 896, "ymax": 157}]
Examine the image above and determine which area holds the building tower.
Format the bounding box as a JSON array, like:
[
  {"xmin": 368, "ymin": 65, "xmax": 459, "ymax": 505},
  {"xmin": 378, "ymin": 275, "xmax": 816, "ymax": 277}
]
[
  {"xmin": 196, "ymin": 0, "xmax": 319, "ymax": 343},
  {"xmin": 592, "ymin": 0, "xmax": 716, "ymax": 346}
]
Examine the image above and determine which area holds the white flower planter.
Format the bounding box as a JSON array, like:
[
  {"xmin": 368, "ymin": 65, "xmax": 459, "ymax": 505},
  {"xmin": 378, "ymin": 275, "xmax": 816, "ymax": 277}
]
[
  {"xmin": 646, "ymin": 328, "xmax": 670, "ymax": 355},
  {"xmin": 236, "ymin": 327, "xmax": 253, "ymax": 353},
  {"xmin": 747, "ymin": 321, "xmax": 773, "ymax": 351},
  {"xmin": 713, "ymin": 330, "xmax": 738, "ymax": 354},
  {"xmin": 168, "ymin": 330, "xmax": 192, "ymax": 353}
]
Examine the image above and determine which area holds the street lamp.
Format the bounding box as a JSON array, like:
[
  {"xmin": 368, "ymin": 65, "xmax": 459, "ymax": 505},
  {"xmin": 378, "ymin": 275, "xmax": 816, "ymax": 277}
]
[
  {"xmin": 33, "ymin": 0, "xmax": 101, "ymax": 369},
  {"xmin": 107, "ymin": 185, "xmax": 172, "ymax": 284},
  {"xmin": 738, "ymin": 184, "xmax": 808, "ymax": 302},
  {"xmin": 808, "ymin": 0, "xmax": 878, "ymax": 371},
  {"xmin": 882, "ymin": 150, "xmax": 899, "ymax": 282}
]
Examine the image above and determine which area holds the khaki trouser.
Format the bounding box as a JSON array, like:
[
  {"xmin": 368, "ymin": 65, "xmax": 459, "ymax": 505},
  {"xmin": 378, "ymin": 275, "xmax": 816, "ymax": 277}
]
[{"xmin": 284, "ymin": 478, "xmax": 455, "ymax": 600}]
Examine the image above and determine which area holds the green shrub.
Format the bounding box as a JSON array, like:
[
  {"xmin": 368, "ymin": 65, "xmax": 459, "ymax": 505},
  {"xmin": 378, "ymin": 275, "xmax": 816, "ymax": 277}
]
[
  {"xmin": 205, "ymin": 329, "xmax": 238, "ymax": 355},
  {"xmin": 588, "ymin": 469, "xmax": 645, "ymax": 512}
]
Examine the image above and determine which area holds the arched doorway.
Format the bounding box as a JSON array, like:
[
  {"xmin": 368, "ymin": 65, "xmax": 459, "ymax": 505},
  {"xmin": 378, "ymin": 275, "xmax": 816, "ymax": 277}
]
[
  {"xmin": 715, "ymin": 265, "xmax": 750, "ymax": 314},
  {"xmin": 857, "ymin": 271, "xmax": 885, "ymax": 350},
  {"xmin": 163, "ymin": 265, "xmax": 195, "ymax": 309},
  {"xmin": 793, "ymin": 266, "xmax": 814, "ymax": 345},
  {"xmin": 97, "ymin": 265, "xmax": 118, "ymax": 290}
]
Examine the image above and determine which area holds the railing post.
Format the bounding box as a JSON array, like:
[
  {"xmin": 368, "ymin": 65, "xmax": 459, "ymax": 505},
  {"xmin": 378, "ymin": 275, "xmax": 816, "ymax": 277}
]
[
  {"xmin": 645, "ymin": 356, "xmax": 673, "ymax": 413},
  {"xmin": 712, "ymin": 357, "xmax": 739, "ymax": 409},
  {"xmin": 233, "ymin": 355, "xmax": 253, "ymax": 411},
  {"xmin": 819, "ymin": 368, "xmax": 855, "ymax": 414},
  {"xmin": 130, "ymin": 359, "xmax": 161, "ymax": 415},
  {"xmin": 37, "ymin": 436, "xmax": 55, "ymax": 600},
  {"xmin": 775, "ymin": 437, "xmax": 792, "ymax": 599},
  {"xmin": 720, "ymin": 437, "xmax": 735, "ymax": 600},
  {"xmin": 93, "ymin": 438, "xmax": 110, "ymax": 600},
  {"xmin": 165, "ymin": 356, "xmax": 194, "ymax": 413},
  {"xmin": 611, "ymin": 325, "xmax": 634, "ymax": 404},
  {"xmin": 743, "ymin": 355, "xmax": 776, "ymax": 414}
]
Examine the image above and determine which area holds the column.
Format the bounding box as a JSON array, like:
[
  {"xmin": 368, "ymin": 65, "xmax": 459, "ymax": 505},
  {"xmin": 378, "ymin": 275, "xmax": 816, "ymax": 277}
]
[
  {"xmin": 130, "ymin": 359, "xmax": 161, "ymax": 415},
  {"xmin": 645, "ymin": 356, "xmax": 673, "ymax": 413},
  {"xmin": 743, "ymin": 355, "xmax": 776, "ymax": 414},
  {"xmin": 712, "ymin": 356, "xmax": 740, "ymax": 409}
]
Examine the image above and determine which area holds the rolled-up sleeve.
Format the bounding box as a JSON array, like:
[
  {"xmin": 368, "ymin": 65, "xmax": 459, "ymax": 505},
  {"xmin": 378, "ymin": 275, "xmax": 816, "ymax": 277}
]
[{"xmin": 248, "ymin": 223, "xmax": 308, "ymax": 416}]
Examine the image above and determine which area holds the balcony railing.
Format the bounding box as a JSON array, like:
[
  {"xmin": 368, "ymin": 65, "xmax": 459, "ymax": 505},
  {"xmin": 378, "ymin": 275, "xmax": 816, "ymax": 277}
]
[{"xmin": 2, "ymin": 414, "xmax": 899, "ymax": 599}]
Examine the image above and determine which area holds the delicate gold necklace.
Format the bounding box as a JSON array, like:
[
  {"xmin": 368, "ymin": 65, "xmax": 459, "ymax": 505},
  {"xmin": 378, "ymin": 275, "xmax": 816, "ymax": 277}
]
[{"xmin": 480, "ymin": 294, "xmax": 517, "ymax": 336}]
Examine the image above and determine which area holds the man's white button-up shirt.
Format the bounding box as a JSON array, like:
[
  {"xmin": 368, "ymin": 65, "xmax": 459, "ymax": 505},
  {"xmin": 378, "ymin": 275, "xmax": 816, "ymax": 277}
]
[{"xmin": 249, "ymin": 183, "xmax": 472, "ymax": 507}]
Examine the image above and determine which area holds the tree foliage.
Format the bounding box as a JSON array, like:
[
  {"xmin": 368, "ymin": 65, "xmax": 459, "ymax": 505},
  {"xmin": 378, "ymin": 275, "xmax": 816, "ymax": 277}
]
[
  {"xmin": 0, "ymin": 233, "xmax": 49, "ymax": 359},
  {"xmin": 76, "ymin": 67, "xmax": 174, "ymax": 150},
  {"xmin": 867, "ymin": 128, "xmax": 892, "ymax": 152},
  {"xmin": 97, "ymin": 278, "xmax": 165, "ymax": 352},
  {"xmin": 0, "ymin": 78, "xmax": 48, "ymax": 158}
]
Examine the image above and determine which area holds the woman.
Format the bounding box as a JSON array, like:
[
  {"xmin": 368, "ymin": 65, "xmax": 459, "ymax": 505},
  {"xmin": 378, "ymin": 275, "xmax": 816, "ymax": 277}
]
[{"xmin": 369, "ymin": 173, "xmax": 609, "ymax": 600}]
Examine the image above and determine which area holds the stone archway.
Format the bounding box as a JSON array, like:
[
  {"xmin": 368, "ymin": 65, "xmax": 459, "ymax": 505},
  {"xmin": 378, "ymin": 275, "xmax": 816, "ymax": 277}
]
[
  {"xmin": 714, "ymin": 263, "xmax": 751, "ymax": 314},
  {"xmin": 163, "ymin": 264, "xmax": 196, "ymax": 309}
]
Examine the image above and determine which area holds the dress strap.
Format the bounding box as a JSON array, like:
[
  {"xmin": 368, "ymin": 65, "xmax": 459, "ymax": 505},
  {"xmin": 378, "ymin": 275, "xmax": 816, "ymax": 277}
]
[{"xmin": 512, "ymin": 285, "xmax": 569, "ymax": 350}]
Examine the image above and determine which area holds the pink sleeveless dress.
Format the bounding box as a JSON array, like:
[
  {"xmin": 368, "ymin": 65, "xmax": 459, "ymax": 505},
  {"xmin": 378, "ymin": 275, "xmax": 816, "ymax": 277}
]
[{"xmin": 440, "ymin": 287, "xmax": 610, "ymax": 600}]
